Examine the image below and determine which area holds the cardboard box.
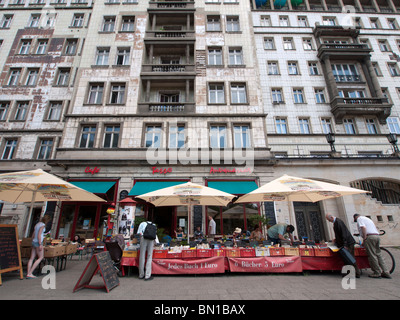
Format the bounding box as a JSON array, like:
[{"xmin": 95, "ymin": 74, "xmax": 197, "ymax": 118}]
[
  {"xmin": 21, "ymin": 247, "xmax": 32, "ymax": 258},
  {"xmin": 284, "ymin": 247, "xmax": 299, "ymax": 256},
  {"xmin": 44, "ymin": 246, "xmax": 66, "ymax": 258},
  {"xmin": 123, "ymin": 250, "xmax": 138, "ymax": 258},
  {"xmin": 66, "ymin": 243, "xmax": 78, "ymax": 255},
  {"xmin": 21, "ymin": 238, "xmax": 32, "ymax": 247},
  {"xmin": 300, "ymin": 248, "xmax": 315, "ymax": 256},
  {"xmin": 225, "ymin": 248, "xmax": 240, "ymax": 257}
]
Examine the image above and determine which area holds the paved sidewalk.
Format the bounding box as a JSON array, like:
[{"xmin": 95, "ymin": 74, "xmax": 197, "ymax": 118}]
[{"xmin": 1, "ymin": 248, "xmax": 399, "ymax": 300}]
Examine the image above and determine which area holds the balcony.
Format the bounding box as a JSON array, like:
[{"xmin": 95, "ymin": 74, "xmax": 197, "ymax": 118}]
[
  {"xmin": 149, "ymin": 1, "xmax": 195, "ymax": 10},
  {"xmin": 334, "ymin": 74, "xmax": 361, "ymax": 82},
  {"xmin": 145, "ymin": 30, "xmax": 195, "ymax": 41},
  {"xmin": 141, "ymin": 64, "xmax": 196, "ymax": 76},
  {"xmin": 330, "ymin": 97, "xmax": 392, "ymax": 124},
  {"xmin": 317, "ymin": 43, "xmax": 371, "ymax": 60},
  {"xmin": 137, "ymin": 102, "xmax": 195, "ymax": 115}
]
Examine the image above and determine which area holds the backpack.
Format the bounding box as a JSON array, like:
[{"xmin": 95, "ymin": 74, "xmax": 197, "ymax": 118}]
[{"xmin": 143, "ymin": 222, "xmax": 157, "ymax": 240}]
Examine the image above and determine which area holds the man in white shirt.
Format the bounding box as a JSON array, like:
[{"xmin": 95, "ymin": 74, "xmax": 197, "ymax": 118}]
[
  {"xmin": 208, "ymin": 215, "xmax": 216, "ymax": 238},
  {"xmin": 354, "ymin": 214, "xmax": 391, "ymax": 279},
  {"xmin": 137, "ymin": 221, "xmax": 159, "ymax": 281}
]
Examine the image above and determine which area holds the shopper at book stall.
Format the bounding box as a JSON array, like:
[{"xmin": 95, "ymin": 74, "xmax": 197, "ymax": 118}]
[
  {"xmin": 353, "ymin": 214, "xmax": 391, "ymax": 279},
  {"xmin": 267, "ymin": 223, "xmax": 294, "ymax": 245},
  {"xmin": 137, "ymin": 220, "xmax": 159, "ymax": 281},
  {"xmin": 325, "ymin": 214, "xmax": 361, "ymax": 278},
  {"xmin": 250, "ymin": 225, "xmax": 263, "ymax": 242}
]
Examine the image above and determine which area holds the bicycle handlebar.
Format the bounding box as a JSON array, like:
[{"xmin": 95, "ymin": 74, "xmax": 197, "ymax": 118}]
[{"xmin": 353, "ymin": 230, "xmax": 386, "ymax": 237}]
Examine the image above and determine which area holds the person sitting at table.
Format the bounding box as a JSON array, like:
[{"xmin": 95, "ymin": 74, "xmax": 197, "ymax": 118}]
[
  {"xmin": 72, "ymin": 235, "xmax": 82, "ymax": 245},
  {"xmin": 194, "ymin": 226, "xmax": 204, "ymax": 240},
  {"xmin": 250, "ymin": 225, "xmax": 263, "ymax": 241},
  {"xmin": 174, "ymin": 227, "xmax": 185, "ymax": 241}
]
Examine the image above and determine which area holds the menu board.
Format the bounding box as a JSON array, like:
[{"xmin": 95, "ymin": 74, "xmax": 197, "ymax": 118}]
[
  {"xmin": 73, "ymin": 251, "xmax": 119, "ymax": 293},
  {"xmin": 0, "ymin": 224, "xmax": 24, "ymax": 285}
]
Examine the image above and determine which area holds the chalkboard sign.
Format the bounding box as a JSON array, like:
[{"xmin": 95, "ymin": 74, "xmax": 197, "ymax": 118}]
[
  {"xmin": 73, "ymin": 251, "xmax": 119, "ymax": 293},
  {"xmin": 264, "ymin": 202, "xmax": 277, "ymax": 226},
  {"xmin": 0, "ymin": 224, "xmax": 24, "ymax": 285}
]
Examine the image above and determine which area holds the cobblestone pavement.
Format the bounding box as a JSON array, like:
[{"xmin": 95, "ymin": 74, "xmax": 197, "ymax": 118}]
[{"xmin": 1, "ymin": 247, "xmax": 399, "ymax": 301}]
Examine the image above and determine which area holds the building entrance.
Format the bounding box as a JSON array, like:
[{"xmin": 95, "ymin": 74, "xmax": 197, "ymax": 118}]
[{"xmin": 294, "ymin": 202, "xmax": 326, "ymax": 243}]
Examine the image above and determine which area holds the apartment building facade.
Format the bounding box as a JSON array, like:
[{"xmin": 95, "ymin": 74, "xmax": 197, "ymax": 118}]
[{"xmin": 0, "ymin": 0, "xmax": 398, "ymax": 244}]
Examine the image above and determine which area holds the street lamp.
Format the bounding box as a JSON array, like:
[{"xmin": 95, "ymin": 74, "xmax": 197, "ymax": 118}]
[
  {"xmin": 325, "ymin": 133, "xmax": 336, "ymax": 152},
  {"xmin": 387, "ymin": 133, "xmax": 400, "ymax": 153}
]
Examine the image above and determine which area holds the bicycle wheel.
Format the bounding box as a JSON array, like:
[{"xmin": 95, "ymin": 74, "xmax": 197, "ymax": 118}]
[{"xmin": 380, "ymin": 247, "xmax": 395, "ymax": 274}]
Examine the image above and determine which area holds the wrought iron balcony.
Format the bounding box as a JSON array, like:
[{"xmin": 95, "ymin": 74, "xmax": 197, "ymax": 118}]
[{"xmin": 137, "ymin": 102, "xmax": 195, "ymax": 114}]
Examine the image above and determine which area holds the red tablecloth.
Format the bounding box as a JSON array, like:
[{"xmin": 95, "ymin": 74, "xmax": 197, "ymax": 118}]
[{"xmin": 120, "ymin": 254, "xmax": 370, "ymax": 275}]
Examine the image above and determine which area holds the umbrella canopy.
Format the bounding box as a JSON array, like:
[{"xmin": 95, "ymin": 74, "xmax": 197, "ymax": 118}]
[
  {"xmin": 236, "ymin": 174, "xmax": 369, "ymax": 203},
  {"xmin": 136, "ymin": 182, "xmax": 235, "ymax": 207},
  {"xmin": 135, "ymin": 182, "xmax": 235, "ymax": 236},
  {"xmin": 0, "ymin": 169, "xmax": 105, "ymax": 203}
]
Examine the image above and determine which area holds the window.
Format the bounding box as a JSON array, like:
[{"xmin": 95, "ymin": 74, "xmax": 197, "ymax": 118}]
[
  {"xmin": 56, "ymin": 68, "xmax": 70, "ymax": 86},
  {"xmin": 275, "ymin": 118, "xmax": 287, "ymax": 134},
  {"xmin": 321, "ymin": 118, "xmax": 333, "ymax": 134},
  {"xmin": 279, "ymin": 16, "xmax": 289, "ymax": 27},
  {"xmin": 387, "ymin": 117, "xmax": 400, "ymax": 134},
  {"xmin": 64, "ymin": 39, "xmax": 78, "ymax": 55},
  {"xmin": 145, "ymin": 125, "xmax": 162, "ymax": 148},
  {"xmin": 79, "ymin": 125, "xmax": 96, "ymax": 148},
  {"xmin": 109, "ymin": 84, "xmax": 125, "ymax": 104},
  {"xmin": 288, "ymin": 62, "xmax": 299, "ymax": 75},
  {"xmin": 366, "ymin": 118, "xmax": 378, "ymax": 134},
  {"xmin": 7, "ymin": 69, "xmax": 21, "ymax": 86},
  {"xmin": 297, "ymin": 16, "xmax": 308, "ymax": 27},
  {"xmin": 28, "ymin": 14, "xmax": 40, "ymax": 28},
  {"xmin": 315, "ymin": 89, "xmax": 326, "ymax": 103},
  {"xmin": 283, "ymin": 38, "xmax": 294, "ymax": 50},
  {"xmin": 387, "ymin": 19, "xmax": 398, "ymax": 30},
  {"xmin": 260, "ymin": 15, "xmax": 271, "ymax": 26},
  {"xmin": 37, "ymin": 139, "xmax": 53, "ymax": 160},
  {"xmin": 210, "ymin": 125, "xmax": 226, "ymax": 148},
  {"xmin": 102, "ymin": 16, "xmax": 115, "ymax": 32},
  {"xmin": 372, "ymin": 62, "xmax": 382, "ymax": 76},
  {"xmin": 120, "ymin": 16, "xmax": 134, "ymax": 32},
  {"xmin": 228, "ymin": 48, "xmax": 243, "ymax": 65},
  {"xmin": 2, "ymin": 139, "xmax": 17, "ymax": 160},
  {"xmin": 207, "ymin": 16, "xmax": 221, "ymax": 32},
  {"xmin": 47, "ymin": 101, "xmax": 63, "ymax": 121},
  {"xmin": 208, "ymin": 83, "xmax": 225, "ymax": 104},
  {"xmin": 388, "ymin": 63, "xmax": 400, "ymax": 76},
  {"xmin": 14, "ymin": 101, "xmax": 29, "ymax": 121},
  {"xmin": 19, "ymin": 40, "xmax": 31, "ymax": 54},
  {"xmin": 208, "ymin": 48, "xmax": 222, "ymax": 66},
  {"xmin": 322, "ymin": 17, "xmax": 336, "ymax": 26},
  {"xmin": 370, "ymin": 18, "xmax": 380, "ymax": 29},
  {"xmin": 293, "ymin": 89, "xmax": 305, "ymax": 103},
  {"xmin": 169, "ymin": 125, "xmax": 185, "ymax": 149},
  {"xmin": 116, "ymin": 48, "xmax": 130, "ymax": 65},
  {"xmin": 160, "ymin": 92, "xmax": 180, "ymax": 103},
  {"xmin": 36, "ymin": 40, "xmax": 48, "ymax": 54},
  {"xmin": 230, "ymin": 83, "xmax": 247, "ymax": 104},
  {"xmin": 299, "ymin": 118, "xmax": 311, "ymax": 134},
  {"xmin": 0, "ymin": 101, "xmax": 10, "ymax": 121},
  {"xmin": 268, "ymin": 61, "xmax": 279, "ymax": 75},
  {"xmin": 264, "ymin": 38, "xmax": 275, "ymax": 50},
  {"xmin": 71, "ymin": 14, "xmax": 84, "ymax": 27},
  {"xmin": 25, "ymin": 68, "xmax": 39, "ymax": 86},
  {"xmin": 87, "ymin": 83, "xmax": 104, "ymax": 104},
  {"xmin": 302, "ymin": 38, "xmax": 314, "ymax": 50},
  {"xmin": 308, "ymin": 62, "xmax": 319, "ymax": 75},
  {"xmin": 378, "ymin": 40, "xmax": 390, "ymax": 52},
  {"xmin": 343, "ymin": 118, "xmax": 356, "ymax": 134},
  {"xmin": 226, "ymin": 16, "xmax": 239, "ymax": 32},
  {"xmin": 104, "ymin": 125, "xmax": 120, "ymax": 148},
  {"xmin": 233, "ymin": 125, "xmax": 251, "ymax": 148},
  {"xmin": 272, "ymin": 88, "xmax": 283, "ymax": 103},
  {"xmin": 96, "ymin": 48, "xmax": 109, "ymax": 65},
  {"xmin": 0, "ymin": 15, "xmax": 13, "ymax": 29},
  {"xmin": 331, "ymin": 64, "xmax": 359, "ymax": 82}
]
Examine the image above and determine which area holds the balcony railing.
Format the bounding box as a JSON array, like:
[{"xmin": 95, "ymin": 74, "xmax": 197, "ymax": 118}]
[
  {"xmin": 137, "ymin": 102, "xmax": 195, "ymax": 114},
  {"xmin": 149, "ymin": 1, "xmax": 195, "ymax": 10},
  {"xmin": 334, "ymin": 75, "xmax": 361, "ymax": 82},
  {"xmin": 141, "ymin": 64, "xmax": 195, "ymax": 74},
  {"xmin": 146, "ymin": 30, "xmax": 195, "ymax": 39}
]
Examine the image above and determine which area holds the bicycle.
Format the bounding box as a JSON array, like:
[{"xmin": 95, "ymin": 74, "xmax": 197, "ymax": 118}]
[{"xmin": 354, "ymin": 230, "xmax": 395, "ymax": 274}]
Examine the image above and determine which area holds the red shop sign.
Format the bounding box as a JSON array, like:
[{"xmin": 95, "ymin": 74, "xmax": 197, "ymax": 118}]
[
  {"xmin": 85, "ymin": 166, "xmax": 100, "ymax": 175},
  {"xmin": 152, "ymin": 167, "xmax": 172, "ymax": 175}
]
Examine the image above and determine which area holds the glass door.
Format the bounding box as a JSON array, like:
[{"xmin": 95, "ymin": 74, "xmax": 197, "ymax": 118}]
[{"xmin": 75, "ymin": 205, "xmax": 98, "ymax": 240}]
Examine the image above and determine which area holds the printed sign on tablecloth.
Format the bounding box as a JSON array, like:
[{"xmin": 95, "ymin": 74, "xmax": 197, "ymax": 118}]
[
  {"xmin": 151, "ymin": 256, "xmax": 225, "ymax": 275},
  {"xmin": 228, "ymin": 256, "xmax": 303, "ymax": 273}
]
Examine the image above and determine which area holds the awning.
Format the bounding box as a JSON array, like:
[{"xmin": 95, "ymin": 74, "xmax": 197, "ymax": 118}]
[
  {"xmin": 207, "ymin": 180, "xmax": 258, "ymax": 195},
  {"xmin": 129, "ymin": 180, "xmax": 187, "ymax": 196},
  {"xmin": 70, "ymin": 181, "xmax": 116, "ymax": 194}
]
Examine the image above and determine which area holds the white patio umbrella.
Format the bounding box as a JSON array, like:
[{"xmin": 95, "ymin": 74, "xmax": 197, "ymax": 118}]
[
  {"xmin": 235, "ymin": 174, "xmax": 369, "ymax": 203},
  {"xmin": 0, "ymin": 169, "xmax": 105, "ymax": 233},
  {"xmin": 135, "ymin": 181, "xmax": 235, "ymax": 237}
]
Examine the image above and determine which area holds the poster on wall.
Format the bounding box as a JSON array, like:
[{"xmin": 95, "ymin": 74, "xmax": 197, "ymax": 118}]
[{"xmin": 118, "ymin": 205, "xmax": 135, "ymax": 239}]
